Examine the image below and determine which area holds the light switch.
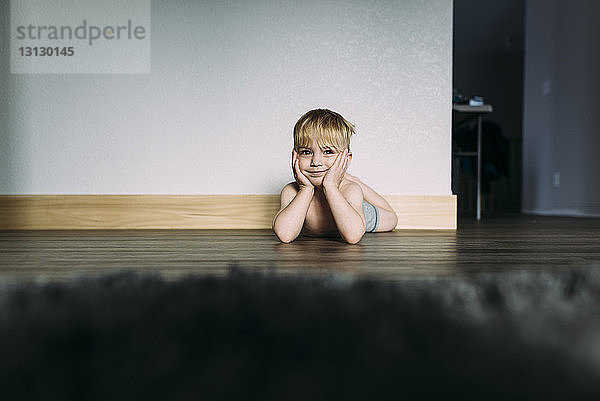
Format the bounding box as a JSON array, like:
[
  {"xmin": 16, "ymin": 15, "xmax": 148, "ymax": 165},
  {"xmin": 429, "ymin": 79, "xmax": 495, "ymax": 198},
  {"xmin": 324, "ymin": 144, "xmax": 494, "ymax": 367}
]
[{"xmin": 542, "ymin": 80, "xmax": 552, "ymax": 95}]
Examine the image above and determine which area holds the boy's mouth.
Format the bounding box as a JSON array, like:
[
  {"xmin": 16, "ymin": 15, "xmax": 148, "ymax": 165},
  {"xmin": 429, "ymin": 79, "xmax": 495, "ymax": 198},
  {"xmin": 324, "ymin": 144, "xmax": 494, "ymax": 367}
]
[{"xmin": 308, "ymin": 170, "xmax": 328, "ymax": 176}]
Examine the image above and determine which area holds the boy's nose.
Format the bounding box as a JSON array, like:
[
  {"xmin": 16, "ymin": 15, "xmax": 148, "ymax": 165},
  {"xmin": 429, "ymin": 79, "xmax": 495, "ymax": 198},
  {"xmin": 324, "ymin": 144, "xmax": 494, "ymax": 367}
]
[
  {"xmin": 310, "ymin": 156, "xmax": 322, "ymax": 167},
  {"xmin": 310, "ymin": 152, "xmax": 324, "ymax": 166}
]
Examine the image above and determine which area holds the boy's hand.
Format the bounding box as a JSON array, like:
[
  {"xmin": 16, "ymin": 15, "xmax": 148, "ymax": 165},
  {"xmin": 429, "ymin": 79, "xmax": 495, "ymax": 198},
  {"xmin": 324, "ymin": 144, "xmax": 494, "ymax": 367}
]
[
  {"xmin": 292, "ymin": 149, "xmax": 314, "ymax": 190},
  {"xmin": 322, "ymin": 149, "xmax": 349, "ymax": 190}
]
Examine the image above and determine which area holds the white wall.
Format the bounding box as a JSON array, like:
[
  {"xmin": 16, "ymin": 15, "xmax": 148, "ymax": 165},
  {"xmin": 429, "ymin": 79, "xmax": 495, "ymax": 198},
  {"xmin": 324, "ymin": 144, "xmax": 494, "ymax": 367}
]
[
  {"xmin": 523, "ymin": 0, "xmax": 600, "ymax": 216},
  {"xmin": 1, "ymin": 0, "xmax": 453, "ymax": 195}
]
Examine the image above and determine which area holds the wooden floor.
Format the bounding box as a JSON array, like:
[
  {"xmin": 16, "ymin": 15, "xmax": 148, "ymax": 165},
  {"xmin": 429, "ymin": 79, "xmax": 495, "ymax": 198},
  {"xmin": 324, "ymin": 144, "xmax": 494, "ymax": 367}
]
[{"xmin": 1, "ymin": 215, "xmax": 599, "ymax": 284}]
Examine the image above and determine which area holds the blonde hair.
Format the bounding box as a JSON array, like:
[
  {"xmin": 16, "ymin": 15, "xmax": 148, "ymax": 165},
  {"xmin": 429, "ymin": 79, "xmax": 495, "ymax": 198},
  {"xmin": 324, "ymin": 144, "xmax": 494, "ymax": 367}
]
[{"xmin": 293, "ymin": 109, "xmax": 355, "ymax": 152}]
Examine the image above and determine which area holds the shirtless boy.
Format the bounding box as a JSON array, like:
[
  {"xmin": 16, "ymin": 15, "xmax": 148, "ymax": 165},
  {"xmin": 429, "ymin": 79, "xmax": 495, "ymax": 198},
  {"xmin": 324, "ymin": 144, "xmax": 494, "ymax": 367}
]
[{"xmin": 272, "ymin": 109, "xmax": 398, "ymax": 244}]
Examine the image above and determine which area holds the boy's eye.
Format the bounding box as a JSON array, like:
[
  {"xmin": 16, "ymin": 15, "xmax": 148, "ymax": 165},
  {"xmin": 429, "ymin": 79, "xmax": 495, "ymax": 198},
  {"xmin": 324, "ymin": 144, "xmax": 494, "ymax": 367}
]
[
  {"xmin": 299, "ymin": 150, "xmax": 311, "ymax": 155},
  {"xmin": 324, "ymin": 149, "xmax": 334, "ymax": 154}
]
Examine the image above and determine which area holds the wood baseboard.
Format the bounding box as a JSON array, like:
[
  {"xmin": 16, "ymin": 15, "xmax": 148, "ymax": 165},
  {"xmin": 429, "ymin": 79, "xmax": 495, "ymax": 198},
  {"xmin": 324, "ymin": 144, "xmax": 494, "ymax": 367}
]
[
  {"xmin": 385, "ymin": 195, "xmax": 456, "ymax": 230},
  {"xmin": 0, "ymin": 195, "xmax": 456, "ymax": 230}
]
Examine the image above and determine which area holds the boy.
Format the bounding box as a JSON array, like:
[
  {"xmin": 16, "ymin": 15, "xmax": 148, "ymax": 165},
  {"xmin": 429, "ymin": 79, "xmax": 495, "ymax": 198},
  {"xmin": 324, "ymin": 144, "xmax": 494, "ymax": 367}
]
[{"xmin": 272, "ymin": 109, "xmax": 398, "ymax": 244}]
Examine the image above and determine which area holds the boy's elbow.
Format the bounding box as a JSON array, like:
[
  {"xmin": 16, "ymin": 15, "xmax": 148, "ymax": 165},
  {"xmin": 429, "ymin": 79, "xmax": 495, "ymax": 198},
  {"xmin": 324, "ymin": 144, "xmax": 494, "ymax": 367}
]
[
  {"xmin": 345, "ymin": 236, "xmax": 363, "ymax": 245},
  {"xmin": 342, "ymin": 221, "xmax": 366, "ymax": 244},
  {"xmin": 272, "ymin": 217, "xmax": 299, "ymax": 243},
  {"xmin": 343, "ymin": 230, "xmax": 365, "ymax": 245},
  {"xmin": 273, "ymin": 226, "xmax": 297, "ymax": 243},
  {"xmin": 277, "ymin": 234, "xmax": 295, "ymax": 244}
]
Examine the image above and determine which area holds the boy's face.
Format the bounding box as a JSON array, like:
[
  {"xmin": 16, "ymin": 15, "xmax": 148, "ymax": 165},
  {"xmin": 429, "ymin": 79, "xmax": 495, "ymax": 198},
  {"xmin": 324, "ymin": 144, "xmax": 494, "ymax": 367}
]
[{"xmin": 295, "ymin": 141, "xmax": 351, "ymax": 186}]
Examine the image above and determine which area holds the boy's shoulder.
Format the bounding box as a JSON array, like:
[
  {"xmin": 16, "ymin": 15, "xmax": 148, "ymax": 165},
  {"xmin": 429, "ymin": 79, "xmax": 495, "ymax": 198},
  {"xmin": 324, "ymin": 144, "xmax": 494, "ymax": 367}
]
[
  {"xmin": 339, "ymin": 179, "xmax": 362, "ymax": 193},
  {"xmin": 339, "ymin": 180, "xmax": 364, "ymax": 202},
  {"xmin": 281, "ymin": 182, "xmax": 300, "ymax": 194},
  {"xmin": 279, "ymin": 182, "xmax": 300, "ymax": 204}
]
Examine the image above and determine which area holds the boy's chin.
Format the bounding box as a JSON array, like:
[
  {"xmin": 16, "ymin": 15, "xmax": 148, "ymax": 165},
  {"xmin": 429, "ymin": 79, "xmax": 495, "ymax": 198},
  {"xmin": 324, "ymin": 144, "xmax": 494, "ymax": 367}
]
[{"xmin": 309, "ymin": 177, "xmax": 324, "ymax": 186}]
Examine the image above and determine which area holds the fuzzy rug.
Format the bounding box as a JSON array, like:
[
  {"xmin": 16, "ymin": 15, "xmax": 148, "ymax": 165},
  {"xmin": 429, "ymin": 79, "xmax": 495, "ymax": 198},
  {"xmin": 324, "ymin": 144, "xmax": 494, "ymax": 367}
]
[{"xmin": 1, "ymin": 266, "xmax": 600, "ymax": 400}]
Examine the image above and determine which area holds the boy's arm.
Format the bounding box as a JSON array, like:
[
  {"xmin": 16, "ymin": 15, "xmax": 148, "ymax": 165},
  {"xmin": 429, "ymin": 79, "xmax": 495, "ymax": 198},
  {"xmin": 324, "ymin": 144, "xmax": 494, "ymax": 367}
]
[
  {"xmin": 272, "ymin": 183, "xmax": 313, "ymax": 243},
  {"xmin": 345, "ymin": 173, "xmax": 395, "ymax": 213},
  {"xmin": 324, "ymin": 182, "xmax": 366, "ymax": 244}
]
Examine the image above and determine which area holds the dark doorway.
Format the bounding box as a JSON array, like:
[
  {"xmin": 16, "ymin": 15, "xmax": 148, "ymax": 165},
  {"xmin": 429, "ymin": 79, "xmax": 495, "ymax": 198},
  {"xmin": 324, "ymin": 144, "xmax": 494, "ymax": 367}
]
[{"xmin": 452, "ymin": 0, "xmax": 525, "ymax": 216}]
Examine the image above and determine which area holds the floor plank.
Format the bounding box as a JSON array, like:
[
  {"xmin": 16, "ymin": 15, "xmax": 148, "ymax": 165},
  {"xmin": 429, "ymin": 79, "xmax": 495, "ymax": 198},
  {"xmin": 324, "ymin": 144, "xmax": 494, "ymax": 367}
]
[{"xmin": 1, "ymin": 215, "xmax": 599, "ymax": 284}]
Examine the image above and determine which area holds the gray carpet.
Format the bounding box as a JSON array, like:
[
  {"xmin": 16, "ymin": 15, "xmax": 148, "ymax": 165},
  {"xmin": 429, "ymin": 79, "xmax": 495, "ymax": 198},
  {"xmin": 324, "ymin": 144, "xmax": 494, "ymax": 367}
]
[{"xmin": 1, "ymin": 266, "xmax": 600, "ymax": 400}]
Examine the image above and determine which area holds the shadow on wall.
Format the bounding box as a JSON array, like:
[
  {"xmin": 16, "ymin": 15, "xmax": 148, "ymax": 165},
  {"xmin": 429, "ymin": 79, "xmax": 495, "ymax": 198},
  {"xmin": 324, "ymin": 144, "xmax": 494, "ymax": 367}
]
[
  {"xmin": 0, "ymin": 3, "xmax": 11, "ymax": 189},
  {"xmin": 1, "ymin": 3, "xmax": 15, "ymax": 197},
  {"xmin": 1, "ymin": 3, "xmax": 22, "ymax": 229}
]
